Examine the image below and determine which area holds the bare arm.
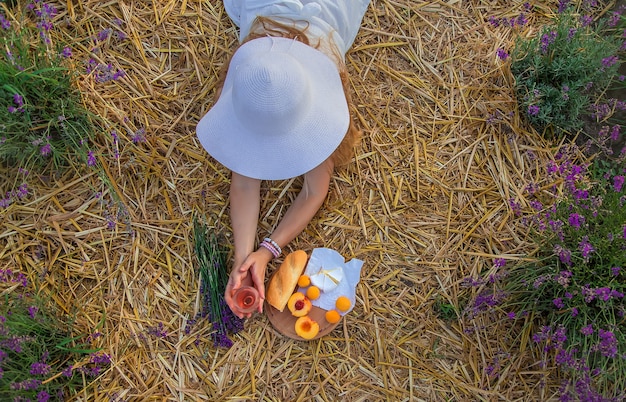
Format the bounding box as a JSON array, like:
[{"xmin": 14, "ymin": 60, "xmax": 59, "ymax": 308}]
[
  {"xmin": 266, "ymin": 158, "xmax": 334, "ymax": 252},
  {"xmin": 224, "ymin": 172, "xmax": 268, "ymax": 318},
  {"xmin": 229, "ymin": 173, "xmax": 261, "ymax": 269},
  {"xmin": 224, "ymin": 159, "xmax": 334, "ymax": 318}
]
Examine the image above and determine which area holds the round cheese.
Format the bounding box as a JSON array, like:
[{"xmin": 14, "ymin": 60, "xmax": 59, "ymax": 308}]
[{"xmin": 309, "ymin": 267, "xmax": 344, "ymax": 292}]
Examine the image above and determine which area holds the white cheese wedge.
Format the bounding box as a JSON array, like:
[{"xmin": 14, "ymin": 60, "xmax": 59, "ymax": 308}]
[{"xmin": 309, "ymin": 267, "xmax": 344, "ymax": 292}]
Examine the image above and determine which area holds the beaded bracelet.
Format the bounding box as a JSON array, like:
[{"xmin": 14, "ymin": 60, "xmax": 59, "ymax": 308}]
[
  {"xmin": 259, "ymin": 240, "xmax": 280, "ymax": 259},
  {"xmin": 263, "ymin": 237, "xmax": 282, "ymax": 256}
]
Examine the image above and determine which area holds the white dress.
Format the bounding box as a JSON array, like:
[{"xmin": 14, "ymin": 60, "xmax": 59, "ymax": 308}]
[{"xmin": 222, "ymin": 0, "xmax": 370, "ymax": 58}]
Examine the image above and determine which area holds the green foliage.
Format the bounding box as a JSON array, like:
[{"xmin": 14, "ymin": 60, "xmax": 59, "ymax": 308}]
[
  {"xmin": 511, "ymin": 11, "xmax": 623, "ymax": 137},
  {"xmin": 0, "ymin": 269, "xmax": 108, "ymax": 400},
  {"xmin": 433, "ymin": 296, "xmax": 458, "ymax": 321},
  {"xmin": 0, "ymin": 2, "xmax": 96, "ymax": 170}
]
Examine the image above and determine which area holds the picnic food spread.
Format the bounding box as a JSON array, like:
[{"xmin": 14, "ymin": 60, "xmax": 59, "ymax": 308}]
[{"xmin": 265, "ymin": 248, "xmax": 363, "ymax": 340}]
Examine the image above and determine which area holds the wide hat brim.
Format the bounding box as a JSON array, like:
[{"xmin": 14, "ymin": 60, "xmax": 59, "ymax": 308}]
[{"xmin": 196, "ymin": 37, "xmax": 349, "ymax": 180}]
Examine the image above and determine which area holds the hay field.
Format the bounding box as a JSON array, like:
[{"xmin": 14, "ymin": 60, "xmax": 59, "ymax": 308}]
[{"xmin": 1, "ymin": 0, "xmax": 570, "ymax": 400}]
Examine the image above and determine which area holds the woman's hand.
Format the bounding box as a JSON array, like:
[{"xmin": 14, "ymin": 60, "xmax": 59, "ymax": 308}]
[{"xmin": 224, "ymin": 248, "xmax": 273, "ymax": 318}]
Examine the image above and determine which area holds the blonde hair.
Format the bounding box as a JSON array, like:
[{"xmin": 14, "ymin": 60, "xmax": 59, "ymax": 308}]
[{"xmin": 214, "ymin": 16, "xmax": 361, "ymax": 168}]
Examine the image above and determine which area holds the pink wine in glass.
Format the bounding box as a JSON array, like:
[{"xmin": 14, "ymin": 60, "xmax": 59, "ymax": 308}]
[{"xmin": 234, "ymin": 286, "xmax": 259, "ymax": 314}]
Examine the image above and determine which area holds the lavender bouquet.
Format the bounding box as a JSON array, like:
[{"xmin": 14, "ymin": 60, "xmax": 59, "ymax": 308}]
[{"xmin": 192, "ymin": 216, "xmax": 244, "ymax": 348}]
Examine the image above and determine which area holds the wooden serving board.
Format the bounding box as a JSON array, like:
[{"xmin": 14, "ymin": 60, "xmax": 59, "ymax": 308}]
[{"xmin": 265, "ymin": 301, "xmax": 340, "ymax": 340}]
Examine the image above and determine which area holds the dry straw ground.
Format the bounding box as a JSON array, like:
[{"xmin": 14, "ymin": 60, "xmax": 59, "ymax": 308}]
[{"xmin": 1, "ymin": 0, "xmax": 582, "ymax": 400}]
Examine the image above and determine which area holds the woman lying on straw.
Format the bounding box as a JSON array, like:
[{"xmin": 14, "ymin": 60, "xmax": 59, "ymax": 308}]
[{"xmin": 196, "ymin": 0, "xmax": 370, "ymax": 319}]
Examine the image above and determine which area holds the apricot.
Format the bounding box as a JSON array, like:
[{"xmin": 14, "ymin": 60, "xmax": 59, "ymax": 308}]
[
  {"xmin": 335, "ymin": 296, "xmax": 351, "ymax": 312},
  {"xmin": 295, "ymin": 316, "xmax": 320, "ymax": 340},
  {"xmin": 297, "ymin": 275, "xmax": 311, "ymax": 288},
  {"xmin": 287, "ymin": 292, "xmax": 312, "ymax": 317},
  {"xmin": 306, "ymin": 285, "xmax": 321, "ymax": 300},
  {"xmin": 325, "ymin": 309, "xmax": 341, "ymax": 324}
]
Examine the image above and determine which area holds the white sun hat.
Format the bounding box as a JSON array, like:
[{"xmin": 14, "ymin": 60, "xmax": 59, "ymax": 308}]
[{"xmin": 196, "ymin": 36, "xmax": 349, "ymax": 180}]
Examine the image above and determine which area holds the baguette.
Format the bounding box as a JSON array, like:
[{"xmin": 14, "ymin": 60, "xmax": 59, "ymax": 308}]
[{"xmin": 266, "ymin": 250, "xmax": 308, "ymax": 312}]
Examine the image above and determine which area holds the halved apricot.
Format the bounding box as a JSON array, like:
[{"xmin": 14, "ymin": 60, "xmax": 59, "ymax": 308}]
[
  {"xmin": 295, "ymin": 316, "xmax": 320, "ymax": 340},
  {"xmin": 287, "ymin": 292, "xmax": 312, "ymax": 317}
]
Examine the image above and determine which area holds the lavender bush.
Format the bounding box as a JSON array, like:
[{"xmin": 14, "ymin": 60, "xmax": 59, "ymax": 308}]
[
  {"xmin": 464, "ymin": 145, "xmax": 626, "ymax": 400},
  {"xmin": 0, "ymin": 1, "xmax": 97, "ymax": 170},
  {"xmin": 509, "ymin": 1, "xmax": 625, "ymax": 138},
  {"xmin": 0, "ymin": 268, "xmax": 111, "ymax": 401}
]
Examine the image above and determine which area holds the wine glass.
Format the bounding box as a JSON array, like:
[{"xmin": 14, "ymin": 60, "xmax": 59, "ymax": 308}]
[{"xmin": 233, "ymin": 286, "xmax": 260, "ymax": 314}]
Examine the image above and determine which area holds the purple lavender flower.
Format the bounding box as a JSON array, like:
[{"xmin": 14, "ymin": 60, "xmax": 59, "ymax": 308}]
[
  {"xmin": 601, "ymin": 55, "xmax": 619, "ymax": 71},
  {"xmin": 89, "ymin": 352, "xmax": 111, "ymax": 365},
  {"xmin": 0, "ymin": 268, "xmax": 28, "ymax": 286},
  {"xmin": 571, "ymin": 307, "xmax": 578, "ymax": 317},
  {"xmin": 596, "ymin": 329, "xmax": 617, "ymax": 357},
  {"xmin": 556, "ymin": 270, "xmax": 572, "ymax": 287},
  {"xmin": 553, "ymin": 297, "xmax": 565, "ymax": 309},
  {"xmin": 461, "ymin": 276, "xmax": 485, "ymax": 287},
  {"xmin": 28, "ymin": 306, "xmax": 38, "ymax": 318},
  {"xmin": 568, "ymin": 213, "xmax": 584, "ymax": 229},
  {"xmin": 496, "ymin": 48, "xmax": 509, "ymax": 60},
  {"xmin": 533, "ymin": 274, "xmax": 551, "ymax": 288},
  {"xmin": 0, "ymin": 13, "xmax": 10, "ymax": 29},
  {"xmin": 594, "ymin": 287, "xmax": 614, "ymax": 302},
  {"xmin": 16, "ymin": 183, "xmax": 29, "ymax": 199},
  {"xmin": 567, "ymin": 28, "xmax": 577, "ymax": 41},
  {"xmin": 540, "ymin": 31, "xmax": 558, "ymax": 53},
  {"xmin": 37, "ymin": 391, "xmax": 50, "ymax": 402},
  {"xmin": 555, "ymin": 348, "xmax": 577, "ymax": 368},
  {"xmin": 147, "ymin": 322, "xmax": 167, "ymax": 338},
  {"xmin": 3, "ymin": 193, "xmax": 16, "ymax": 207},
  {"xmin": 578, "ymin": 236, "xmax": 595, "ymax": 259},
  {"xmin": 87, "ymin": 151, "xmax": 97, "ymax": 166},
  {"xmin": 614, "ymin": 175, "xmax": 625, "ymax": 192},
  {"xmin": 40, "ymin": 143, "xmax": 52, "ymax": 156},
  {"xmin": 61, "ymin": 46, "xmax": 72, "ymax": 58},
  {"xmin": 10, "ymin": 378, "xmax": 42, "ymax": 390},
  {"xmin": 30, "ymin": 362, "xmax": 51, "ymax": 376},
  {"xmin": 611, "ymin": 125, "xmax": 621, "ymax": 141},
  {"xmin": 528, "ymin": 104, "xmax": 540, "ymax": 116},
  {"xmin": 582, "ymin": 285, "xmax": 596, "ymax": 303},
  {"xmin": 509, "ymin": 198, "xmax": 522, "ymax": 215},
  {"xmin": 8, "ymin": 93, "xmax": 26, "ymax": 113},
  {"xmin": 611, "ymin": 266, "xmax": 621, "ymax": 276},
  {"xmin": 581, "ymin": 15, "xmax": 593, "ymax": 27},
  {"xmin": 553, "ymin": 245, "xmax": 572, "ymax": 266},
  {"xmin": 532, "ymin": 325, "xmax": 568, "ymax": 352},
  {"xmin": 609, "ymin": 12, "xmax": 621, "ymax": 27},
  {"xmin": 96, "ymin": 28, "xmax": 112, "ymax": 42},
  {"xmin": 493, "ymin": 258, "xmax": 506, "ymax": 268},
  {"xmin": 131, "ymin": 127, "xmax": 146, "ymax": 143},
  {"xmin": 488, "ymin": 16, "xmax": 500, "ymax": 28},
  {"xmin": 62, "ymin": 365, "xmax": 73, "ymax": 377},
  {"xmin": 557, "ymin": 0, "xmax": 571, "ymax": 13}
]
